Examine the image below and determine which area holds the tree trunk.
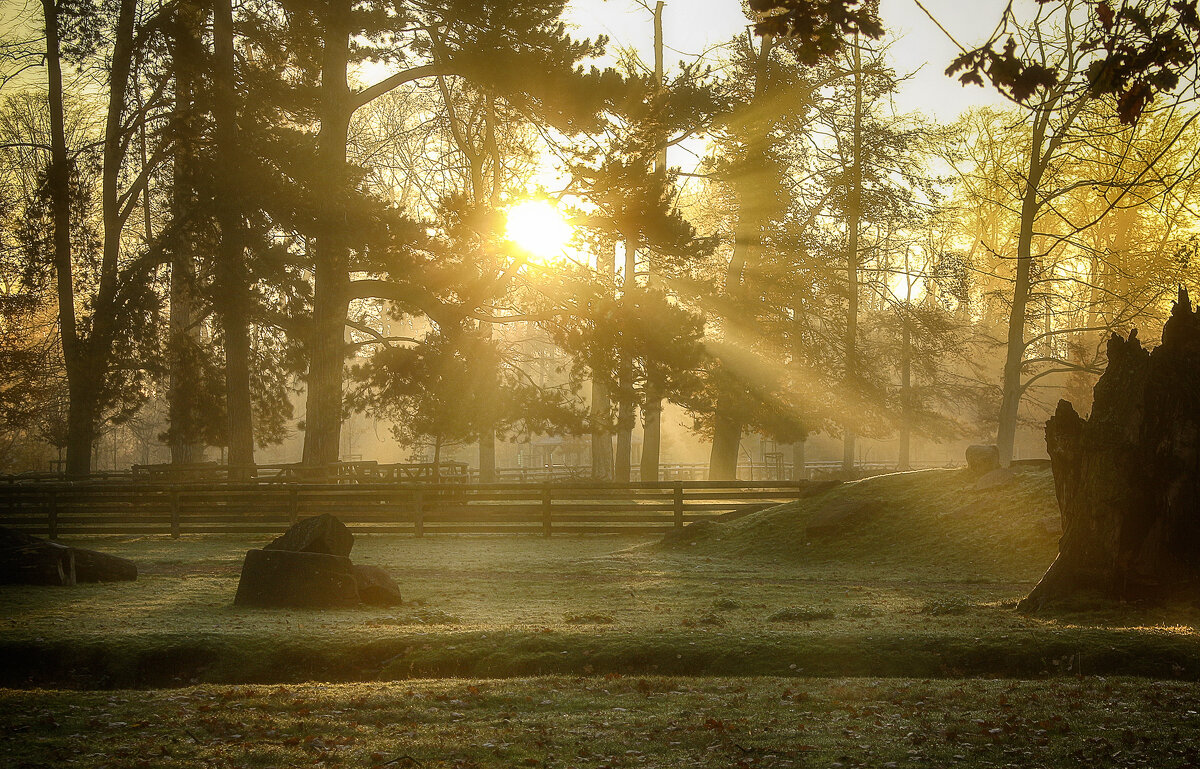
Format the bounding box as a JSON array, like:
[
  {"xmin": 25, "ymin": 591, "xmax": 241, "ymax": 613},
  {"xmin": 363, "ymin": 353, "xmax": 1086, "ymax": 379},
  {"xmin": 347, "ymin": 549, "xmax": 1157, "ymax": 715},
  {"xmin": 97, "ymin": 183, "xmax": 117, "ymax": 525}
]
[
  {"xmin": 302, "ymin": 0, "xmax": 353, "ymax": 467},
  {"xmin": 478, "ymin": 428, "xmax": 496, "ymax": 483},
  {"xmin": 708, "ymin": 407, "xmax": 741, "ymax": 480},
  {"xmin": 212, "ymin": 0, "xmax": 255, "ymax": 475},
  {"xmin": 639, "ymin": 0, "xmax": 667, "ymax": 484},
  {"xmin": 841, "ymin": 36, "xmax": 862, "ymax": 477},
  {"xmin": 590, "ymin": 379, "xmax": 613, "ymax": 480},
  {"xmin": 898, "ymin": 313, "xmax": 912, "ymax": 470},
  {"xmin": 997, "ymin": 105, "xmax": 1050, "ymax": 466},
  {"xmin": 791, "ymin": 438, "xmax": 806, "ymax": 481},
  {"xmin": 42, "ymin": 0, "xmax": 88, "ymax": 476},
  {"xmin": 1020, "ymin": 290, "xmax": 1200, "ymax": 611},
  {"xmin": 640, "ymin": 392, "xmax": 662, "ymax": 482},
  {"xmin": 706, "ymin": 35, "xmax": 771, "ymax": 480},
  {"xmin": 165, "ymin": 2, "xmax": 207, "ymax": 464},
  {"xmin": 615, "ymin": 236, "xmax": 637, "ymax": 483}
]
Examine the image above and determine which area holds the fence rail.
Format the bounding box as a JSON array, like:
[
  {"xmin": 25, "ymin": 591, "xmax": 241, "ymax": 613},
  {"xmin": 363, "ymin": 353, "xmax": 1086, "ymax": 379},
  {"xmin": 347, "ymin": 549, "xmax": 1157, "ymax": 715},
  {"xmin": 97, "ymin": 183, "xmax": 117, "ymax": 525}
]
[{"xmin": 0, "ymin": 479, "xmax": 831, "ymax": 539}]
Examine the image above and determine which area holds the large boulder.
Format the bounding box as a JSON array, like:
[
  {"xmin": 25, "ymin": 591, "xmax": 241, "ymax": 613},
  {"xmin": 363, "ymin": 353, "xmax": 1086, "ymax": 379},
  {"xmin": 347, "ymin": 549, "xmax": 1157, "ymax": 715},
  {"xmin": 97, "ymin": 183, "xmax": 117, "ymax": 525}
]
[
  {"xmin": 234, "ymin": 549, "xmax": 359, "ymax": 608},
  {"xmin": 965, "ymin": 445, "xmax": 1001, "ymax": 476},
  {"xmin": 352, "ymin": 564, "xmax": 403, "ymax": 606},
  {"xmin": 264, "ymin": 513, "xmax": 354, "ymax": 558}
]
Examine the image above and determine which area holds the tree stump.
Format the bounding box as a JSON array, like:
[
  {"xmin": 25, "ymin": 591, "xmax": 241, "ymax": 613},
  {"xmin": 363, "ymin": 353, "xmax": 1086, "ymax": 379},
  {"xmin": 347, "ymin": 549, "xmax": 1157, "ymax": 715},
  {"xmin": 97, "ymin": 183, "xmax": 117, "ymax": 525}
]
[{"xmin": 1020, "ymin": 289, "xmax": 1200, "ymax": 611}]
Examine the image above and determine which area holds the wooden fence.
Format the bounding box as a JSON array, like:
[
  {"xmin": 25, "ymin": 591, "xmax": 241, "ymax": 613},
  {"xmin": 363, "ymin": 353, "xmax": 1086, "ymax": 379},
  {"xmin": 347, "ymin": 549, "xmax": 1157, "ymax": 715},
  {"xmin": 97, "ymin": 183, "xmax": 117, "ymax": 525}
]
[{"xmin": 0, "ymin": 480, "xmax": 829, "ymax": 539}]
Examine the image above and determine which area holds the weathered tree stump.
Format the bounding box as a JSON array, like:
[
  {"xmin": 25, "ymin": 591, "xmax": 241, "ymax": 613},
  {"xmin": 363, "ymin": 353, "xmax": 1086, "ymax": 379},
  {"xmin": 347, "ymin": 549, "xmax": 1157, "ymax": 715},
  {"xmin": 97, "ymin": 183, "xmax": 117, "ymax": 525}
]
[{"xmin": 1020, "ymin": 289, "xmax": 1200, "ymax": 611}]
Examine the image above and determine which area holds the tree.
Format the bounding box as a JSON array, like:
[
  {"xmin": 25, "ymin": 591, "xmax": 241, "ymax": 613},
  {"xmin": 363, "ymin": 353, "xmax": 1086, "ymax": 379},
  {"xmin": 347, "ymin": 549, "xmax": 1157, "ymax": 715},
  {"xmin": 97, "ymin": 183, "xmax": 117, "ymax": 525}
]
[
  {"xmin": 753, "ymin": 0, "xmax": 1200, "ymax": 124},
  {"xmin": 350, "ymin": 328, "xmax": 583, "ymax": 476},
  {"xmin": 32, "ymin": 0, "xmax": 172, "ymax": 476},
  {"xmin": 804, "ymin": 34, "xmax": 935, "ymax": 473},
  {"xmin": 944, "ymin": 61, "xmax": 1200, "ymax": 463},
  {"xmin": 288, "ymin": 0, "xmax": 621, "ymax": 468}
]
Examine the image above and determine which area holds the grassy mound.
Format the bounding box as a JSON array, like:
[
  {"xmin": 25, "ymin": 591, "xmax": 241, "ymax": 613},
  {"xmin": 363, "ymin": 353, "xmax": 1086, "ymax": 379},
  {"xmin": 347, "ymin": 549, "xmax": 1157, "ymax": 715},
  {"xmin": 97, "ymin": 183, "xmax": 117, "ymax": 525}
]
[{"xmin": 658, "ymin": 466, "xmax": 1061, "ymax": 582}]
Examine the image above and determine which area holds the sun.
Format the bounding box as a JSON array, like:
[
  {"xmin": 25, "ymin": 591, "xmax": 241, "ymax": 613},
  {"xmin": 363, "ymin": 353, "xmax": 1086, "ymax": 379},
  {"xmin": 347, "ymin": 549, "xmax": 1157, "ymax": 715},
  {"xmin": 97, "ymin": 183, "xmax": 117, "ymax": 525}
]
[{"xmin": 505, "ymin": 199, "xmax": 573, "ymax": 261}]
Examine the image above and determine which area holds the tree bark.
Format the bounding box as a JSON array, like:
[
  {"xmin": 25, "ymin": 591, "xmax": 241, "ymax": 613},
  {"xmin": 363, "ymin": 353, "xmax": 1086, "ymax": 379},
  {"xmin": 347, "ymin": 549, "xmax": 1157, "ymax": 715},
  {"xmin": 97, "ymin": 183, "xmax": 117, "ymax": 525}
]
[
  {"xmin": 50, "ymin": 0, "xmax": 137, "ymax": 476},
  {"xmin": 212, "ymin": 0, "xmax": 255, "ymax": 474},
  {"xmin": 478, "ymin": 428, "xmax": 496, "ymax": 483},
  {"xmin": 791, "ymin": 438, "xmax": 806, "ymax": 480},
  {"xmin": 302, "ymin": 0, "xmax": 354, "ymax": 467},
  {"xmin": 167, "ymin": 3, "xmax": 205, "ymax": 464},
  {"xmin": 639, "ymin": 0, "xmax": 667, "ymax": 483},
  {"xmin": 590, "ymin": 379, "xmax": 613, "ymax": 480},
  {"xmin": 707, "ymin": 35, "xmax": 772, "ymax": 480},
  {"xmin": 1020, "ymin": 290, "xmax": 1200, "ymax": 611},
  {"xmin": 708, "ymin": 406, "xmax": 741, "ymax": 480},
  {"xmin": 640, "ymin": 392, "xmax": 662, "ymax": 482},
  {"xmin": 898, "ymin": 310, "xmax": 912, "ymax": 471},
  {"xmin": 41, "ymin": 0, "xmax": 88, "ymax": 475},
  {"xmin": 841, "ymin": 36, "xmax": 862, "ymax": 477},
  {"xmin": 615, "ymin": 236, "xmax": 637, "ymax": 483}
]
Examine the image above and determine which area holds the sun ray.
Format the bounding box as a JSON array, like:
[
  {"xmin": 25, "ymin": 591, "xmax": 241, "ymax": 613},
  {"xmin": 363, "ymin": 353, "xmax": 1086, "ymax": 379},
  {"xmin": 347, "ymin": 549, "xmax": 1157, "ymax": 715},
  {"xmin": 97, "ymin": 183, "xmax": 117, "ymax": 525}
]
[{"xmin": 505, "ymin": 200, "xmax": 573, "ymax": 262}]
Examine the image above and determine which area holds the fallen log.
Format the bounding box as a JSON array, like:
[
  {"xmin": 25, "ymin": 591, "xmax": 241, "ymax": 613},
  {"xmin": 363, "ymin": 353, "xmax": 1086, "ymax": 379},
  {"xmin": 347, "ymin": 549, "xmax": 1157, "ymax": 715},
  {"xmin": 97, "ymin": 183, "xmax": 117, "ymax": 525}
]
[{"xmin": 0, "ymin": 541, "xmax": 76, "ymax": 586}]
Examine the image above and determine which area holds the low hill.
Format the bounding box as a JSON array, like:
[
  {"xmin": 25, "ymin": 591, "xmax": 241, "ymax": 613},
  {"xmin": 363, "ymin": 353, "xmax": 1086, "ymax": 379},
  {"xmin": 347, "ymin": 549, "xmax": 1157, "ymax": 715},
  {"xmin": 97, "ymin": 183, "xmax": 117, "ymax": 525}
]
[{"xmin": 657, "ymin": 466, "xmax": 1062, "ymax": 583}]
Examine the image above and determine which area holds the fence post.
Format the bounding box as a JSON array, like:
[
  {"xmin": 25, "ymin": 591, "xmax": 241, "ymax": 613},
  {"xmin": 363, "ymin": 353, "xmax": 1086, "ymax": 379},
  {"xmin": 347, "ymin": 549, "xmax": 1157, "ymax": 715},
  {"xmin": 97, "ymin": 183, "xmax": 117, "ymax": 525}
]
[
  {"xmin": 414, "ymin": 489, "xmax": 424, "ymax": 538},
  {"xmin": 673, "ymin": 481, "xmax": 684, "ymax": 529},
  {"xmin": 542, "ymin": 483, "xmax": 552, "ymax": 537},
  {"xmin": 48, "ymin": 487, "xmax": 58, "ymax": 540},
  {"xmin": 169, "ymin": 490, "xmax": 181, "ymax": 539},
  {"xmin": 287, "ymin": 486, "xmax": 299, "ymax": 525}
]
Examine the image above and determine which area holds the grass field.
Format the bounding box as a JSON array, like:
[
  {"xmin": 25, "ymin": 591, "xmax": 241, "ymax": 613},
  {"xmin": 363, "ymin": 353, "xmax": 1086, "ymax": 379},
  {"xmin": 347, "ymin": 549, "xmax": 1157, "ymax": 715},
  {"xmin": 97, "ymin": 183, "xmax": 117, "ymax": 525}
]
[
  {"xmin": 3, "ymin": 467, "xmax": 1200, "ymax": 767},
  {"xmin": 2, "ymin": 466, "xmax": 1198, "ymax": 687},
  {"xmin": 4, "ymin": 676, "xmax": 1200, "ymax": 768}
]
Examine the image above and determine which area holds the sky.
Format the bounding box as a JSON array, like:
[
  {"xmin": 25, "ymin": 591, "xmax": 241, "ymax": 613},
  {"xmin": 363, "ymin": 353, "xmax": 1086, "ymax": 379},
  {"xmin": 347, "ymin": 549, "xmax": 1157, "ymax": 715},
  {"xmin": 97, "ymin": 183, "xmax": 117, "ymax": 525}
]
[{"xmin": 565, "ymin": 0, "xmax": 1015, "ymax": 120}]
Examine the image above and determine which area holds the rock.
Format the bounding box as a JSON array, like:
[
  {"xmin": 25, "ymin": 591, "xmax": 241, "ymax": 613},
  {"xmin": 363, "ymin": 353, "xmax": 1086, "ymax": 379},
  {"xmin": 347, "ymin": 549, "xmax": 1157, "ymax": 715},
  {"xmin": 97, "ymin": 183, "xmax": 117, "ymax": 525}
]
[
  {"xmin": 806, "ymin": 499, "xmax": 879, "ymax": 537},
  {"xmin": 352, "ymin": 564, "xmax": 403, "ymax": 606},
  {"xmin": 0, "ymin": 539, "xmax": 75, "ymax": 586},
  {"xmin": 965, "ymin": 445, "xmax": 1000, "ymax": 476},
  {"xmin": 974, "ymin": 467, "xmax": 1016, "ymax": 491},
  {"xmin": 264, "ymin": 514, "xmax": 354, "ymax": 558},
  {"xmin": 72, "ymin": 548, "xmax": 137, "ymax": 583},
  {"xmin": 234, "ymin": 549, "xmax": 360, "ymax": 608}
]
